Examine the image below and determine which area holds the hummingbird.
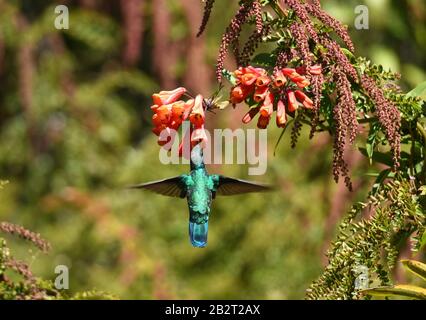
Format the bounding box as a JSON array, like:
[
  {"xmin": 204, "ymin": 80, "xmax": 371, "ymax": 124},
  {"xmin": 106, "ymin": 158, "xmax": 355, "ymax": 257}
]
[{"xmin": 129, "ymin": 144, "xmax": 271, "ymax": 248}]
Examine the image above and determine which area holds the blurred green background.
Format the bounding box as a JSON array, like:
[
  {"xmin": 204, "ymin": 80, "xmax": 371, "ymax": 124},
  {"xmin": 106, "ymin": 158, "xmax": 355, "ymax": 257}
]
[{"xmin": 0, "ymin": 0, "xmax": 424, "ymax": 299}]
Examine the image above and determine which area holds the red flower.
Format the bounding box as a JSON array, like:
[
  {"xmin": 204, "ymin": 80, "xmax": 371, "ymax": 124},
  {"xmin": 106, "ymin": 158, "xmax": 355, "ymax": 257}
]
[
  {"xmin": 189, "ymin": 94, "xmax": 205, "ymax": 127},
  {"xmin": 256, "ymin": 75, "xmax": 271, "ymax": 87},
  {"xmin": 259, "ymin": 92, "xmax": 274, "ymax": 117},
  {"xmin": 254, "ymin": 86, "xmax": 269, "ymax": 103},
  {"xmin": 257, "ymin": 115, "xmax": 270, "ymax": 129},
  {"xmin": 171, "ymin": 101, "xmax": 186, "ymax": 121},
  {"xmin": 273, "ymin": 70, "xmax": 287, "ymax": 88},
  {"xmin": 152, "ymin": 87, "xmax": 186, "ymax": 106},
  {"xmin": 295, "ymin": 90, "xmax": 314, "ymax": 109},
  {"xmin": 191, "ymin": 125, "xmax": 208, "ymax": 147},
  {"xmin": 287, "ymin": 90, "xmax": 298, "ymax": 113},
  {"xmin": 276, "ymin": 100, "xmax": 287, "ymax": 128},
  {"xmin": 242, "ymin": 107, "xmax": 260, "ymax": 124},
  {"xmin": 230, "ymin": 85, "xmax": 253, "ymax": 105},
  {"xmin": 153, "ymin": 105, "xmax": 171, "ymax": 124},
  {"xmin": 295, "ymin": 78, "xmax": 310, "ymax": 89}
]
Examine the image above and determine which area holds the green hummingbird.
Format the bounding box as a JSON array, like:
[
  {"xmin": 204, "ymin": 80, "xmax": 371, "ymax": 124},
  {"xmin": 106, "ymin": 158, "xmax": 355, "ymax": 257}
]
[{"xmin": 129, "ymin": 144, "xmax": 271, "ymax": 248}]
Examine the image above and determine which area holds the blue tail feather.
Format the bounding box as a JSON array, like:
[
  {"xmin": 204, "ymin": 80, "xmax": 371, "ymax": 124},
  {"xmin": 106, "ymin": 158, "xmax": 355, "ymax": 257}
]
[{"xmin": 189, "ymin": 221, "xmax": 208, "ymax": 248}]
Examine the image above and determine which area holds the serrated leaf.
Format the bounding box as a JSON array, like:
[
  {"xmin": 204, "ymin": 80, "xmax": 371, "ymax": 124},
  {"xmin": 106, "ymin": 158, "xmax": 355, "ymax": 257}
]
[
  {"xmin": 401, "ymin": 260, "xmax": 426, "ymax": 282},
  {"xmin": 363, "ymin": 285, "xmax": 426, "ymax": 300},
  {"xmin": 407, "ymin": 81, "xmax": 426, "ymax": 100},
  {"xmin": 371, "ymin": 169, "xmax": 391, "ymax": 195}
]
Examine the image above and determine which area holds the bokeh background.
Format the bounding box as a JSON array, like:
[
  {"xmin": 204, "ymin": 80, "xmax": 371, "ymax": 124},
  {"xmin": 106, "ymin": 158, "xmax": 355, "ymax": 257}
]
[{"xmin": 0, "ymin": 0, "xmax": 424, "ymax": 299}]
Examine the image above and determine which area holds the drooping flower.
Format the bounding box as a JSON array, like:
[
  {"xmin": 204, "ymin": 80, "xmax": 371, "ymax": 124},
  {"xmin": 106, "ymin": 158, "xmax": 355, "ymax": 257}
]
[
  {"xmin": 191, "ymin": 125, "xmax": 208, "ymax": 147},
  {"xmin": 287, "ymin": 90, "xmax": 298, "ymax": 113},
  {"xmin": 259, "ymin": 92, "xmax": 274, "ymax": 117},
  {"xmin": 254, "ymin": 86, "xmax": 269, "ymax": 103},
  {"xmin": 171, "ymin": 101, "xmax": 186, "ymax": 121},
  {"xmin": 152, "ymin": 87, "xmax": 186, "ymax": 106},
  {"xmin": 189, "ymin": 94, "xmax": 205, "ymax": 128},
  {"xmin": 276, "ymin": 100, "xmax": 287, "ymax": 128},
  {"xmin": 256, "ymin": 75, "xmax": 271, "ymax": 87},
  {"xmin": 295, "ymin": 90, "xmax": 314, "ymax": 109},
  {"xmin": 257, "ymin": 115, "xmax": 270, "ymax": 129},
  {"xmin": 242, "ymin": 107, "xmax": 260, "ymax": 124},
  {"xmin": 273, "ymin": 70, "xmax": 287, "ymax": 87},
  {"xmin": 230, "ymin": 85, "xmax": 253, "ymax": 105}
]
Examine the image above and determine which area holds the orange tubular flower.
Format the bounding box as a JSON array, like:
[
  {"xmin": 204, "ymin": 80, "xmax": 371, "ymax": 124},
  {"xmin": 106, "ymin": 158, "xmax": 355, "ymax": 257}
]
[
  {"xmin": 259, "ymin": 92, "xmax": 274, "ymax": 117},
  {"xmin": 282, "ymin": 68, "xmax": 297, "ymax": 78},
  {"xmin": 241, "ymin": 73, "xmax": 258, "ymax": 86},
  {"xmin": 257, "ymin": 115, "xmax": 270, "ymax": 129},
  {"xmin": 276, "ymin": 100, "xmax": 287, "ymax": 128},
  {"xmin": 308, "ymin": 64, "xmax": 322, "ymax": 75},
  {"xmin": 254, "ymin": 86, "xmax": 269, "ymax": 103},
  {"xmin": 152, "ymin": 124, "xmax": 167, "ymax": 136},
  {"xmin": 189, "ymin": 94, "xmax": 205, "ymax": 128},
  {"xmin": 295, "ymin": 78, "xmax": 310, "ymax": 89},
  {"xmin": 182, "ymin": 99, "xmax": 194, "ymax": 121},
  {"xmin": 154, "ymin": 105, "xmax": 171, "ymax": 124},
  {"xmin": 230, "ymin": 85, "xmax": 253, "ymax": 105},
  {"xmin": 287, "ymin": 90, "xmax": 299, "ymax": 113},
  {"xmin": 150, "ymin": 104, "xmax": 160, "ymax": 113},
  {"xmin": 273, "ymin": 70, "xmax": 287, "ymax": 88},
  {"xmin": 256, "ymin": 75, "xmax": 271, "ymax": 87},
  {"xmin": 191, "ymin": 125, "xmax": 208, "ymax": 147},
  {"xmin": 242, "ymin": 107, "xmax": 260, "ymax": 124},
  {"xmin": 152, "ymin": 113, "xmax": 163, "ymax": 126},
  {"xmin": 295, "ymin": 90, "xmax": 314, "ymax": 109},
  {"xmin": 152, "ymin": 87, "xmax": 187, "ymax": 106},
  {"xmin": 171, "ymin": 101, "xmax": 186, "ymax": 121}
]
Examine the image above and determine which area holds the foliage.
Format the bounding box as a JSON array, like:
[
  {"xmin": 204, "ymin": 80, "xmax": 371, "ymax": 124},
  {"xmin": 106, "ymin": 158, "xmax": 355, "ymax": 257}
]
[
  {"xmin": 0, "ymin": 184, "xmax": 114, "ymax": 299},
  {"xmin": 362, "ymin": 260, "xmax": 426, "ymax": 300},
  {"xmin": 0, "ymin": 0, "xmax": 424, "ymax": 300},
  {"xmin": 202, "ymin": 0, "xmax": 426, "ymax": 299}
]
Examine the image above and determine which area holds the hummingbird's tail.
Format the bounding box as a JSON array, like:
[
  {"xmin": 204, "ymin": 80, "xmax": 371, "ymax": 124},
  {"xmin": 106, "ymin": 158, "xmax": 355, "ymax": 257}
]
[{"xmin": 189, "ymin": 221, "xmax": 208, "ymax": 248}]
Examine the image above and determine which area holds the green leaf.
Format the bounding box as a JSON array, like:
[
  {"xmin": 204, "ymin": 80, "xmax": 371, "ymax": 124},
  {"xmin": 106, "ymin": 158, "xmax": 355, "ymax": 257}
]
[
  {"xmin": 251, "ymin": 53, "xmax": 276, "ymax": 68},
  {"xmin": 370, "ymin": 169, "xmax": 391, "ymax": 195},
  {"xmin": 358, "ymin": 148, "xmax": 394, "ymax": 167},
  {"xmin": 363, "ymin": 285, "xmax": 426, "ymax": 300},
  {"xmin": 401, "ymin": 260, "xmax": 426, "ymax": 282},
  {"xmin": 407, "ymin": 81, "xmax": 426, "ymax": 100},
  {"xmin": 420, "ymin": 231, "xmax": 426, "ymax": 250}
]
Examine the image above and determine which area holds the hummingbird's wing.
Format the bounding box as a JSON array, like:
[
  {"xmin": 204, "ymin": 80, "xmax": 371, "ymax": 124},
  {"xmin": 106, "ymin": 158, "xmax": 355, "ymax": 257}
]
[
  {"xmin": 214, "ymin": 175, "xmax": 272, "ymax": 196},
  {"xmin": 128, "ymin": 176, "xmax": 186, "ymax": 198}
]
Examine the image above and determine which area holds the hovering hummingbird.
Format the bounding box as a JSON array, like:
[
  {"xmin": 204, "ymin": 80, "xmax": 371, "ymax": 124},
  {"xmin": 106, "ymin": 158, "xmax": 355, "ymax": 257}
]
[{"xmin": 129, "ymin": 144, "xmax": 271, "ymax": 248}]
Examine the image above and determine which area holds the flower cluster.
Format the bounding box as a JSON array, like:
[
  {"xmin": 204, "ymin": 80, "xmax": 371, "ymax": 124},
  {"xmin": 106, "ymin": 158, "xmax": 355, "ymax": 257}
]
[
  {"xmin": 150, "ymin": 88, "xmax": 208, "ymax": 150},
  {"xmin": 230, "ymin": 65, "xmax": 321, "ymax": 129}
]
